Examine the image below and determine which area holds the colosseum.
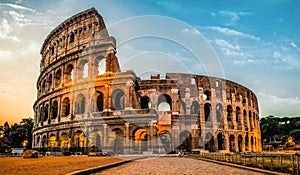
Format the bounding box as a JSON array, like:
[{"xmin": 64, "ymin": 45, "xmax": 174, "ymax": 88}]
[{"xmin": 32, "ymin": 8, "xmax": 262, "ymax": 155}]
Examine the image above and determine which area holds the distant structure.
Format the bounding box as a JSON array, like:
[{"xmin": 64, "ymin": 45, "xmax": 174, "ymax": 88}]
[{"xmin": 32, "ymin": 8, "xmax": 261, "ymax": 154}]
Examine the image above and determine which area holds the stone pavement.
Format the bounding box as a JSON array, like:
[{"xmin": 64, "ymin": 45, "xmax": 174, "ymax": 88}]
[{"xmin": 94, "ymin": 157, "xmax": 262, "ymax": 175}]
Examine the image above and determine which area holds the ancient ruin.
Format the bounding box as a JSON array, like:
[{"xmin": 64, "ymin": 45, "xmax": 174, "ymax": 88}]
[{"xmin": 32, "ymin": 8, "xmax": 261, "ymax": 154}]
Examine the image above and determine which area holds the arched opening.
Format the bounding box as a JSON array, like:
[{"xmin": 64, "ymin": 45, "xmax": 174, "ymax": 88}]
[
  {"xmin": 238, "ymin": 135, "xmax": 243, "ymax": 152},
  {"xmin": 97, "ymin": 58, "xmax": 106, "ymax": 75},
  {"xmin": 62, "ymin": 97, "xmax": 70, "ymax": 117},
  {"xmin": 227, "ymin": 105, "xmax": 233, "ymax": 121},
  {"xmin": 229, "ymin": 135, "xmax": 235, "ymax": 152},
  {"xmin": 190, "ymin": 101, "xmax": 200, "ymax": 115},
  {"xmin": 112, "ymin": 89, "xmax": 125, "ymax": 110},
  {"xmin": 60, "ymin": 133, "xmax": 69, "ymax": 152},
  {"xmin": 140, "ymin": 96, "xmax": 150, "ymax": 109},
  {"xmin": 111, "ymin": 128, "xmax": 124, "ymax": 154},
  {"xmin": 44, "ymin": 104, "xmax": 49, "ymax": 122},
  {"xmin": 133, "ymin": 128, "xmax": 148, "ymax": 152},
  {"xmin": 243, "ymin": 109, "xmax": 248, "ymax": 130},
  {"xmin": 73, "ymin": 131, "xmax": 85, "ymax": 152},
  {"xmin": 159, "ymin": 131, "xmax": 171, "ymax": 153},
  {"xmin": 48, "ymin": 74, "xmax": 52, "ymax": 90},
  {"xmin": 65, "ymin": 64, "xmax": 74, "ymax": 83},
  {"xmin": 54, "ymin": 69, "xmax": 62, "ymax": 87},
  {"xmin": 48, "ymin": 134, "xmax": 56, "ymax": 151},
  {"xmin": 158, "ymin": 94, "xmax": 172, "ymax": 111},
  {"xmin": 236, "ymin": 107, "xmax": 241, "ymax": 130},
  {"xmin": 216, "ymin": 103, "xmax": 223, "ymax": 122},
  {"xmin": 51, "ymin": 101, "xmax": 58, "ymax": 119},
  {"xmin": 245, "ymin": 134, "xmax": 249, "ymax": 151},
  {"xmin": 42, "ymin": 80, "xmax": 46, "ymax": 93},
  {"xmin": 41, "ymin": 135, "xmax": 47, "ymax": 150},
  {"xmin": 205, "ymin": 132, "xmax": 214, "ymax": 152},
  {"xmin": 179, "ymin": 130, "xmax": 192, "ymax": 152},
  {"xmin": 251, "ymin": 136, "xmax": 254, "ymax": 152},
  {"xmin": 69, "ymin": 33, "xmax": 75, "ymax": 43},
  {"xmin": 204, "ymin": 103, "xmax": 211, "ymax": 122},
  {"xmin": 89, "ymin": 131, "xmax": 102, "ymax": 151},
  {"xmin": 96, "ymin": 91, "xmax": 104, "ymax": 112},
  {"xmin": 217, "ymin": 133, "xmax": 225, "ymax": 150},
  {"xmin": 83, "ymin": 62, "xmax": 88, "ymax": 78},
  {"xmin": 227, "ymin": 105, "xmax": 234, "ymax": 129},
  {"xmin": 249, "ymin": 111, "xmax": 253, "ymax": 131},
  {"xmin": 75, "ymin": 94, "xmax": 85, "ymax": 114},
  {"xmin": 203, "ymin": 90, "xmax": 211, "ymax": 101}
]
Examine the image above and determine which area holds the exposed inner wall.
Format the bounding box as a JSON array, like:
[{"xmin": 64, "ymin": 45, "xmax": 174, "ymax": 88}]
[{"xmin": 32, "ymin": 8, "xmax": 261, "ymax": 154}]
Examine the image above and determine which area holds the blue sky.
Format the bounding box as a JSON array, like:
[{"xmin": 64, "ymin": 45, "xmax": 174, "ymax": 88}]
[{"xmin": 0, "ymin": 0, "xmax": 300, "ymax": 123}]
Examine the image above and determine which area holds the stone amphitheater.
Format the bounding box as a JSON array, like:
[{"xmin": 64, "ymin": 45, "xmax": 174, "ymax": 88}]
[{"xmin": 32, "ymin": 8, "xmax": 262, "ymax": 154}]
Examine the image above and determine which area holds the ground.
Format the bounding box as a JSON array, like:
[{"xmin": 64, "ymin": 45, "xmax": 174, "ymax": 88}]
[
  {"xmin": 94, "ymin": 157, "xmax": 262, "ymax": 175},
  {"xmin": 0, "ymin": 156, "xmax": 121, "ymax": 175}
]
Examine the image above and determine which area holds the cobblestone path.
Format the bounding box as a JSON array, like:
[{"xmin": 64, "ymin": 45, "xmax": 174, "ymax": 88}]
[{"xmin": 95, "ymin": 157, "xmax": 262, "ymax": 175}]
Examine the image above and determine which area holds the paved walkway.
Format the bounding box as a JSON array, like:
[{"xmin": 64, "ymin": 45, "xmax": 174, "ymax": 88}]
[{"xmin": 94, "ymin": 157, "xmax": 262, "ymax": 175}]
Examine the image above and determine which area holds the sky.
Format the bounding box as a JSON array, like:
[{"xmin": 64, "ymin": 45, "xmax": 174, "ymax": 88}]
[{"xmin": 0, "ymin": 0, "xmax": 300, "ymax": 124}]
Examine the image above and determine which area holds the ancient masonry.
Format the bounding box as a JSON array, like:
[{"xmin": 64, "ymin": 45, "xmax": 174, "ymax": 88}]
[{"xmin": 32, "ymin": 8, "xmax": 262, "ymax": 154}]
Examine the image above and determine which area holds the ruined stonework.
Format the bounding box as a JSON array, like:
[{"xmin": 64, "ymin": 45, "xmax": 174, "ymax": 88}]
[{"xmin": 32, "ymin": 8, "xmax": 262, "ymax": 154}]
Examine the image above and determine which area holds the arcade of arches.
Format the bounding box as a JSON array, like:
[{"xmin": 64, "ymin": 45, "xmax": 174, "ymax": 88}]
[{"xmin": 32, "ymin": 8, "xmax": 261, "ymax": 154}]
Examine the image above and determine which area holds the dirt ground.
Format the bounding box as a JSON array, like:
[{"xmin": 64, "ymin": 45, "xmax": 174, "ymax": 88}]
[{"xmin": 0, "ymin": 156, "xmax": 122, "ymax": 175}]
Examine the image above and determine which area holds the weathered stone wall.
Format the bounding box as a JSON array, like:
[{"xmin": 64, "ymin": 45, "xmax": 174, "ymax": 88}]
[{"xmin": 32, "ymin": 8, "xmax": 261, "ymax": 154}]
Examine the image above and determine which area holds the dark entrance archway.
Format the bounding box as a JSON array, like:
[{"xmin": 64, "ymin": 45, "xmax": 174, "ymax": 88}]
[
  {"xmin": 178, "ymin": 130, "xmax": 192, "ymax": 152},
  {"xmin": 159, "ymin": 131, "xmax": 171, "ymax": 153}
]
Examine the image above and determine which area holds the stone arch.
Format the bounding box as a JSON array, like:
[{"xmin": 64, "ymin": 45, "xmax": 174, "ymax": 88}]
[
  {"xmin": 249, "ymin": 111, "xmax": 253, "ymax": 131},
  {"xmin": 236, "ymin": 106, "xmax": 241, "ymax": 123},
  {"xmin": 205, "ymin": 132, "xmax": 214, "ymax": 152},
  {"xmin": 60, "ymin": 133, "xmax": 69, "ymax": 151},
  {"xmin": 96, "ymin": 56, "xmax": 106, "ymax": 75},
  {"xmin": 238, "ymin": 134, "xmax": 243, "ymax": 152},
  {"xmin": 44, "ymin": 104, "xmax": 49, "ymax": 122},
  {"xmin": 204, "ymin": 103, "xmax": 211, "ymax": 122},
  {"xmin": 69, "ymin": 32, "xmax": 75, "ymax": 43},
  {"xmin": 48, "ymin": 134, "xmax": 56, "ymax": 151},
  {"xmin": 133, "ymin": 128, "xmax": 148, "ymax": 152},
  {"xmin": 216, "ymin": 103, "xmax": 223, "ymax": 122},
  {"xmin": 41, "ymin": 135, "xmax": 47, "ymax": 150},
  {"xmin": 110, "ymin": 128, "xmax": 124, "ymax": 154},
  {"xmin": 73, "ymin": 130, "xmax": 85, "ymax": 152},
  {"xmin": 51, "ymin": 100, "xmax": 58, "ymax": 119},
  {"xmin": 54, "ymin": 69, "xmax": 62, "ymax": 87},
  {"xmin": 62, "ymin": 97, "xmax": 70, "ymax": 117},
  {"xmin": 75, "ymin": 94, "xmax": 85, "ymax": 114},
  {"xmin": 217, "ymin": 133, "xmax": 225, "ymax": 150},
  {"xmin": 77, "ymin": 59, "xmax": 89, "ymax": 79},
  {"xmin": 179, "ymin": 130, "xmax": 192, "ymax": 151},
  {"xmin": 251, "ymin": 136, "xmax": 254, "ymax": 152},
  {"xmin": 203, "ymin": 90, "xmax": 211, "ymax": 101},
  {"xmin": 243, "ymin": 109, "xmax": 248, "ymax": 130},
  {"xmin": 190, "ymin": 101, "xmax": 200, "ymax": 115},
  {"xmin": 158, "ymin": 94, "xmax": 172, "ymax": 111},
  {"xmin": 159, "ymin": 130, "xmax": 172, "ymax": 153},
  {"xmin": 47, "ymin": 74, "xmax": 53, "ymax": 91},
  {"xmin": 42, "ymin": 79, "xmax": 46, "ymax": 93},
  {"xmin": 245, "ymin": 133, "xmax": 249, "ymax": 151},
  {"xmin": 65, "ymin": 64, "xmax": 74, "ymax": 83},
  {"xmin": 229, "ymin": 135, "xmax": 235, "ymax": 152},
  {"xmin": 89, "ymin": 131, "xmax": 102, "ymax": 151},
  {"xmin": 96, "ymin": 91, "xmax": 104, "ymax": 112},
  {"xmin": 227, "ymin": 105, "xmax": 233, "ymax": 122},
  {"xmin": 140, "ymin": 96, "xmax": 150, "ymax": 109},
  {"xmin": 112, "ymin": 89, "xmax": 125, "ymax": 110}
]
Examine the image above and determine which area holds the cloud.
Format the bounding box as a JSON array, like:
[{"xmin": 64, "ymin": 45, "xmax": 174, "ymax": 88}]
[
  {"xmin": 207, "ymin": 26, "xmax": 260, "ymax": 41},
  {"xmin": 258, "ymin": 92, "xmax": 300, "ymax": 116},
  {"xmin": 0, "ymin": 50, "xmax": 13, "ymax": 60},
  {"xmin": 291, "ymin": 42, "xmax": 298, "ymax": 48},
  {"xmin": 0, "ymin": 19, "xmax": 20, "ymax": 42},
  {"xmin": 215, "ymin": 39, "xmax": 240, "ymax": 51},
  {"xmin": 218, "ymin": 10, "xmax": 240, "ymax": 26},
  {"xmin": 233, "ymin": 59, "xmax": 267, "ymax": 65},
  {"xmin": 0, "ymin": 3, "xmax": 37, "ymax": 14}
]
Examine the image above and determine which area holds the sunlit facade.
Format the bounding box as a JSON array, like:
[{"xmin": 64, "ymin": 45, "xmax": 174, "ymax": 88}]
[{"xmin": 32, "ymin": 8, "xmax": 262, "ymax": 154}]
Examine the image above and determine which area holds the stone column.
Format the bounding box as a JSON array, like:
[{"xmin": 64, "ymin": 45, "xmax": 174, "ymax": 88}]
[
  {"xmin": 124, "ymin": 123, "xmax": 130, "ymax": 154},
  {"xmin": 103, "ymin": 124, "xmax": 108, "ymax": 151}
]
